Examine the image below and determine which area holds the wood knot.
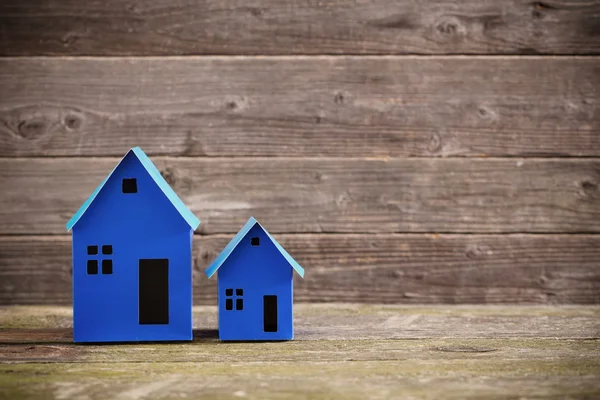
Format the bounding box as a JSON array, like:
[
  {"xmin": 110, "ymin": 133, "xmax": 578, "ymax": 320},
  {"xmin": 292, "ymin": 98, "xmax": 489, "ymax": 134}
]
[
  {"xmin": 18, "ymin": 118, "xmax": 48, "ymax": 140},
  {"xmin": 61, "ymin": 32, "xmax": 78, "ymax": 47},
  {"xmin": 335, "ymin": 192, "xmax": 352, "ymax": 209},
  {"xmin": 334, "ymin": 92, "xmax": 345, "ymax": 105},
  {"xmin": 427, "ymin": 131, "xmax": 443, "ymax": 154},
  {"xmin": 477, "ymin": 106, "xmax": 497, "ymax": 120},
  {"xmin": 160, "ymin": 167, "xmax": 177, "ymax": 186},
  {"xmin": 64, "ymin": 114, "xmax": 82, "ymax": 130},
  {"xmin": 434, "ymin": 16, "xmax": 466, "ymax": 41},
  {"xmin": 532, "ymin": 1, "xmax": 557, "ymax": 11},
  {"xmin": 531, "ymin": 2, "xmax": 557, "ymax": 18},
  {"xmin": 248, "ymin": 7, "xmax": 264, "ymax": 17},
  {"xmin": 465, "ymin": 244, "xmax": 485, "ymax": 259},
  {"xmin": 224, "ymin": 96, "xmax": 247, "ymax": 111},
  {"xmin": 127, "ymin": 4, "xmax": 139, "ymax": 14},
  {"xmin": 581, "ymin": 180, "xmax": 597, "ymax": 193}
]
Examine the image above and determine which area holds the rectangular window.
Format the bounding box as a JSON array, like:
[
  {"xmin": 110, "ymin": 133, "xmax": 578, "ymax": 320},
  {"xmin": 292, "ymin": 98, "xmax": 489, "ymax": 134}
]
[
  {"xmin": 225, "ymin": 288, "xmax": 244, "ymax": 311},
  {"xmin": 102, "ymin": 259, "xmax": 113, "ymax": 274},
  {"xmin": 87, "ymin": 260, "xmax": 98, "ymax": 275},
  {"xmin": 122, "ymin": 178, "xmax": 138, "ymax": 194},
  {"xmin": 86, "ymin": 244, "xmax": 113, "ymax": 276}
]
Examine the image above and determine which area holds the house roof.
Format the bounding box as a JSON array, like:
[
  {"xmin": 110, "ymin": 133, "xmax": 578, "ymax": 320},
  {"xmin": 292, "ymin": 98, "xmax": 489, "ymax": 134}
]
[
  {"xmin": 205, "ymin": 217, "xmax": 305, "ymax": 279},
  {"xmin": 66, "ymin": 147, "xmax": 200, "ymax": 232}
]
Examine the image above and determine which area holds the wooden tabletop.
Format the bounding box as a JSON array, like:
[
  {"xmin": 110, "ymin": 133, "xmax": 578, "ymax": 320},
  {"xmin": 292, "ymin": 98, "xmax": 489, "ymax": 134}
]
[{"xmin": 1, "ymin": 304, "xmax": 599, "ymax": 399}]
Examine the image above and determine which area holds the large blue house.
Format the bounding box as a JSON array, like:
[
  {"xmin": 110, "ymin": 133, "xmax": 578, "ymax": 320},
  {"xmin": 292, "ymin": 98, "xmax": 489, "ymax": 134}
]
[
  {"xmin": 66, "ymin": 147, "xmax": 200, "ymax": 343},
  {"xmin": 205, "ymin": 217, "xmax": 304, "ymax": 341}
]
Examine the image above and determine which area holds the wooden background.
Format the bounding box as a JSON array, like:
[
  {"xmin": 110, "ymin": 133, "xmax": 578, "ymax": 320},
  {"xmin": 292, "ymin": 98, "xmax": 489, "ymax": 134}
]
[{"xmin": 0, "ymin": 0, "xmax": 599, "ymax": 305}]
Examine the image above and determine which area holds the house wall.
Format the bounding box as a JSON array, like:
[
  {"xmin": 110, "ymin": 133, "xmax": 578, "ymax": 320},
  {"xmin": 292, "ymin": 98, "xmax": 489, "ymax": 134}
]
[
  {"xmin": 217, "ymin": 224, "xmax": 294, "ymax": 340},
  {"xmin": 1, "ymin": 0, "xmax": 600, "ymax": 305},
  {"xmin": 72, "ymin": 154, "xmax": 193, "ymax": 341}
]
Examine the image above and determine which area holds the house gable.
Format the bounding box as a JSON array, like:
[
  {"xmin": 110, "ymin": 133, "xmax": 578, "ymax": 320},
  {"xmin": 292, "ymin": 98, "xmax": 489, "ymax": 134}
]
[
  {"xmin": 205, "ymin": 217, "xmax": 304, "ymax": 279},
  {"xmin": 66, "ymin": 147, "xmax": 200, "ymax": 232}
]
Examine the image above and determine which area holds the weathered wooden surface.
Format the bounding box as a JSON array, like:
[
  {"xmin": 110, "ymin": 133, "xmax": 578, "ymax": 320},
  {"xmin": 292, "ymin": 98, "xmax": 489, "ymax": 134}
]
[
  {"xmin": 0, "ymin": 57, "xmax": 598, "ymax": 157},
  {"xmin": 2, "ymin": 235, "xmax": 600, "ymax": 305},
  {"xmin": 2, "ymin": 304, "xmax": 600, "ymax": 339},
  {"xmin": 1, "ymin": 0, "xmax": 600, "ymax": 56},
  {"xmin": 2, "ymin": 157, "xmax": 599, "ymax": 235},
  {"xmin": 0, "ymin": 305, "xmax": 599, "ymax": 399}
]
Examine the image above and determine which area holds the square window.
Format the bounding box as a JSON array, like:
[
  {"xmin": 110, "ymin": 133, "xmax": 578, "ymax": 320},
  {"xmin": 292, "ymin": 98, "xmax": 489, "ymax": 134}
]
[
  {"xmin": 102, "ymin": 245, "xmax": 113, "ymax": 255},
  {"xmin": 122, "ymin": 178, "xmax": 138, "ymax": 194},
  {"xmin": 102, "ymin": 260, "xmax": 113, "ymax": 274},
  {"xmin": 251, "ymin": 237, "xmax": 260, "ymax": 246},
  {"xmin": 87, "ymin": 245, "xmax": 98, "ymax": 255},
  {"xmin": 87, "ymin": 260, "xmax": 98, "ymax": 274},
  {"xmin": 236, "ymin": 299, "xmax": 244, "ymax": 310},
  {"xmin": 225, "ymin": 299, "xmax": 233, "ymax": 310},
  {"xmin": 225, "ymin": 288, "xmax": 233, "ymax": 296},
  {"xmin": 236, "ymin": 288, "xmax": 243, "ymax": 296}
]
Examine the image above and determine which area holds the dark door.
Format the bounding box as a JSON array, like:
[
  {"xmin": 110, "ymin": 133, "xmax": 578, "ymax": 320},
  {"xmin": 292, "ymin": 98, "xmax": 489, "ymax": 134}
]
[
  {"xmin": 139, "ymin": 259, "xmax": 169, "ymax": 325},
  {"xmin": 263, "ymin": 295, "xmax": 278, "ymax": 332}
]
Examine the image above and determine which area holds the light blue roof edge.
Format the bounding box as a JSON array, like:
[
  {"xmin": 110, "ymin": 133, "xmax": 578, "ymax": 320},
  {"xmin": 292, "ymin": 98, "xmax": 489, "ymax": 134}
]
[
  {"xmin": 66, "ymin": 147, "xmax": 200, "ymax": 232},
  {"xmin": 205, "ymin": 217, "xmax": 305, "ymax": 279}
]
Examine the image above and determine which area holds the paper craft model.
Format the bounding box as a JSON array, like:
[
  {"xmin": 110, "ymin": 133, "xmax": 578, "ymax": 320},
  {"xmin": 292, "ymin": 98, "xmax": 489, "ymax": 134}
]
[
  {"xmin": 205, "ymin": 217, "xmax": 305, "ymax": 341},
  {"xmin": 66, "ymin": 147, "xmax": 200, "ymax": 343}
]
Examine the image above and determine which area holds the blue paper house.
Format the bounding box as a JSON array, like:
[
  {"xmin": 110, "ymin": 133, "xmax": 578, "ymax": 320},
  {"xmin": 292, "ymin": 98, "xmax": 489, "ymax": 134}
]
[
  {"xmin": 205, "ymin": 217, "xmax": 304, "ymax": 341},
  {"xmin": 66, "ymin": 147, "xmax": 200, "ymax": 343}
]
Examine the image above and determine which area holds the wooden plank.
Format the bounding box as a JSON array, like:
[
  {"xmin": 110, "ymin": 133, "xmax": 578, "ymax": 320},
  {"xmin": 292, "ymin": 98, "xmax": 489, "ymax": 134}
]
[
  {"xmin": 0, "ymin": 305, "xmax": 599, "ymax": 399},
  {"xmin": 1, "ymin": 358, "xmax": 598, "ymax": 399},
  {"xmin": 2, "ymin": 305, "xmax": 599, "ymax": 340},
  {"xmin": 2, "ymin": 157, "xmax": 600, "ymax": 235},
  {"xmin": 1, "ymin": 0, "xmax": 600, "ymax": 55},
  {"xmin": 1, "ymin": 235, "xmax": 599, "ymax": 305},
  {"xmin": 0, "ymin": 57, "xmax": 598, "ymax": 157},
  {"xmin": 1, "ymin": 337, "xmax": 600, "ymax": 363}
]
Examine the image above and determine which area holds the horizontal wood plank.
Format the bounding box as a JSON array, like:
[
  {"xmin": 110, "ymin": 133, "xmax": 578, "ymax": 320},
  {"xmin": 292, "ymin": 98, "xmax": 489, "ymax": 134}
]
[
  {"xmin": 1, "ymin": 157, "xmax": 600, "ymax": 235},
  {"xmin": 1, "ymin": 235, "xmax": 599, "ymax": 305},
  {"xmin": 0, "ymin": 57, "xmax": 598, "ymax": 157},
  {"xmin": 1, "ymin": 359, "xmax": 599, "ymax": 399},
  {"xmin": 1, "ymin": 305, "xmax": 599, "ymax": 399},
  {"xmin": 2, "ymin": 304, "xmax": 599, "ymax": 339},
  {"xmin": 1, "ymin": 0, "xmax": 600, "ymax": 55}
]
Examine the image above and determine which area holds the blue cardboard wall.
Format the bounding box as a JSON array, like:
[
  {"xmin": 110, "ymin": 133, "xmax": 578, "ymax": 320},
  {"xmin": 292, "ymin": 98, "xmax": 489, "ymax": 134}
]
[
  {"xmin": 216, "ymin": 224, "xmax": 295, "ymax": 341},
  {"xmin": 72, "ymin": 152, "xmax": 194, "ymax": 342}
]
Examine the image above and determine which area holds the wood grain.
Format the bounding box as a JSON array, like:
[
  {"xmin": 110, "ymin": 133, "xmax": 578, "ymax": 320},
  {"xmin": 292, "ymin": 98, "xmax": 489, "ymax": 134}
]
[
  {"xmin": 2, "ymin": 235, "xmax": 599, "ymax": 305},
  {"xmin": 2, "ymin": 304, "xmax": 600, "ymax": 339},
  {"xmin": 1, "ymin": 359, "xmax": 599, "ymax": 399},
  {"xmin": 0, "ymin": 57, "xmax": 598, "ymax": 157},
  {"xmin": 1, "ymin": 0, "xmax": 600, "ymax": 55},
  {"xmin": 1, "ymin": 305, "xmax": 599, "ymax": 399},
  {"xmin": 2, "ymin": 157, "xmax": 600, "ymax": 235}
]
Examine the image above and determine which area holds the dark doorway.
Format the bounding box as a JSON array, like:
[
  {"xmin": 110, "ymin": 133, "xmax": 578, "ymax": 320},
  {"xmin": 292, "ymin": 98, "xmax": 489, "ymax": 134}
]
[
  {"xmin": 139, "ymin": 259, "xmax": 169, "ymax": 325},
  {"xmin": 263, "ymin": 295, "xmax": 278, "ymax": 332}
]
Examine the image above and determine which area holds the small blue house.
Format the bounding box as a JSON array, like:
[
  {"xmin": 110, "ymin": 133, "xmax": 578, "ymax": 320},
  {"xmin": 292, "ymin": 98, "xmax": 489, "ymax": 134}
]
[
  {"xmin": 205, "ymin": 217, "xmax": 304, "ymax": 341},
  {"xmin": 66, "ymin": 147, "xmax": 200, "ymax": 343}
]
